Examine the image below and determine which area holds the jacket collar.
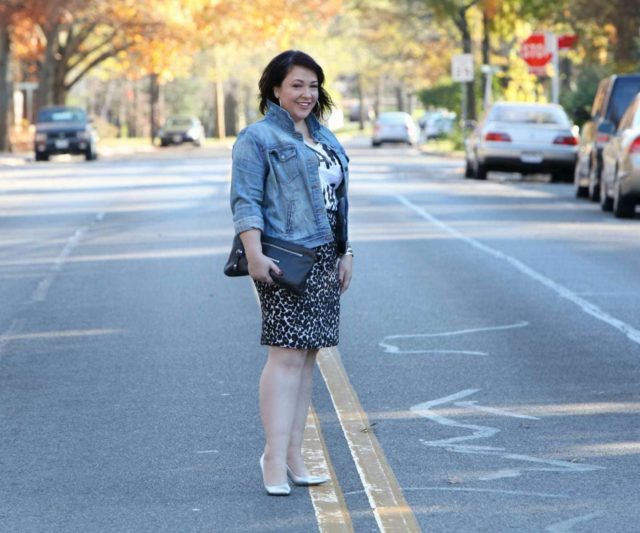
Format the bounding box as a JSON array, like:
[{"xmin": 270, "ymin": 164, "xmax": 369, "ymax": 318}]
[{"xmin": 265, "ymin": 100, "xmax": 322, "ymax": 137}]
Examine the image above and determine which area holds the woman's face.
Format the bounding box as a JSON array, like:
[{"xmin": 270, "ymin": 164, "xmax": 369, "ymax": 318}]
[{"xmin": 274, "ymin": 65, "xmax": 319, "ymax": 124}]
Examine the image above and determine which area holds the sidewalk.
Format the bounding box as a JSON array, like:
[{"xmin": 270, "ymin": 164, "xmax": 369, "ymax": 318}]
[{"xmin": 0, "ymin": 151, "xmax": 30, "ymax": 167}]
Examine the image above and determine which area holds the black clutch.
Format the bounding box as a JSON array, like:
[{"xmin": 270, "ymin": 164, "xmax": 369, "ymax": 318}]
[{"xmin": 223, "ymin": 234, "xmax": 317, "ymax": 296}]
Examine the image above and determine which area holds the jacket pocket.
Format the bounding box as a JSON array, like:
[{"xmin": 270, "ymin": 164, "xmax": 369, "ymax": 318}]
[{"xmin": 269, "ymin": 145, "xmax": 301, "ymax": 183}]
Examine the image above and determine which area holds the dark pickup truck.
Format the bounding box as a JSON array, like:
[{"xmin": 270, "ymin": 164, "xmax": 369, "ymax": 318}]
[{"xmin": 34, "ymin": 106, "xmax": 98, "ymax": 161}]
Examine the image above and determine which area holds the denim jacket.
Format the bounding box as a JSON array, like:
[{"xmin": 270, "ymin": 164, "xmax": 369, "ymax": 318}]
[{"xmin": 230, "ymin": 101, "xmax": 349, "ymax": 250}]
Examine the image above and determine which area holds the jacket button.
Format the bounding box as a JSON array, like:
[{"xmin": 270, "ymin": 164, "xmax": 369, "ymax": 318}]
[{"xmin": 280, "ymin": 155, "xmax": 285, "ymax": 161}]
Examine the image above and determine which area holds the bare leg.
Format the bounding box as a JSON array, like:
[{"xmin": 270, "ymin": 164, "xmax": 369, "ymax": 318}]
[
  {"xmin": 259, "ymin": 346, "xmax": 306, "ymax": 485},
  {"xmin": 287, "ymin": 350, "xmax": 317, "ymax": 476}
]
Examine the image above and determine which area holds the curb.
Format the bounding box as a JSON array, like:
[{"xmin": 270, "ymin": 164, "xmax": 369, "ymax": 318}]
[{"xmin": 0, "ymin": 153, "xmax": 30, "ymax": 166}]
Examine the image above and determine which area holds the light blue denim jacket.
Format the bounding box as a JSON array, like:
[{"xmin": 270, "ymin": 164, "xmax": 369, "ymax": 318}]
[{"xmin": 230, "ymin": 101, "xmax": 349, "ymax": 249}]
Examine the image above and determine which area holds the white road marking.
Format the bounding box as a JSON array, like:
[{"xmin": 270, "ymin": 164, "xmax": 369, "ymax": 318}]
[
  {"xmin": 379, "ymin": 321, "xmax": 528, "ymax": 355},
  {"xmin": 0, "ymin": 319, "xmax": 24, "ymax": 362},
  {"xmin": 455, "ymin": 400, "xmax": 540, "ymax": 420},
  {"xmin": 411, "ymin": 390, "xmax": 604, "ymax": 481},
  {"xmin": 546, "ymin": 511, "xmax": 605, "ymax": 532},
  {"xmin": 28, "ymin": 212, "xmax": 104, "ymax": 303},
  {"xmin": 396, "ymin": 194, "xmax": 640, "ymax": 346}
]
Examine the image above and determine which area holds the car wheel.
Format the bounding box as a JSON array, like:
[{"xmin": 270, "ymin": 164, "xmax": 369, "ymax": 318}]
[
  {"xmin": 160, "ymin": 139, "xmax": 169, "ymax": 147},
  {"xmin": 475, "ymin": 162, "xmax": 488, "ymax": 180},
  {"xmin": 587, "ymin": 165, "xmax": 600, "ymax": 202},
  {"xmin": 600, "ymin": 180, "xmax": 613, "ymax": 211},
  {"xmin": 35, "ymin": 152, "xmax": 49, "ymax": 162},
  {"xmin": 574, "ymin": 163, "xmax": 589, "ymax": 198},
  {"xmin": 85, "ymin": 146, "xmax": 96, "ymax": 161},
  {"xmin": 464, "ymin": 159, "xmax": 473, "ymax": 178},
  {"xmin": 372, "ymin": 141, "xmax": 381, "ymax": 147},
  {"xmin": 613, "ymin": 180, "xmax": 635, "ymax": 218},
  {"xmin": 550, "ymin": 172, "xmax": 564, "ymax": 183}
]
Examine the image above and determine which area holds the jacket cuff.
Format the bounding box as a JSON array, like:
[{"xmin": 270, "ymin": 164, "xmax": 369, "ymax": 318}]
[{"xmin": 234, "ymin": 216, "xmax": 264, "ymax": 235}]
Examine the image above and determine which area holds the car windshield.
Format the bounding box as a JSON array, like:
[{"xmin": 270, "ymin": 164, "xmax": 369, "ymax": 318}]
[
  {"xmin": 490, "ymin": 106, "xmax": 569, "ymax": 125},
  {"xmin": 166, "ymin": 118, "xmax": 193, "ymax": 127},
  {"xmin": 37, "ymin": 108, "xmax": 86, "ymax": 123},
  {"xmin": 378, "ymin": 113, "xmax": 409, "ymax": 124}
]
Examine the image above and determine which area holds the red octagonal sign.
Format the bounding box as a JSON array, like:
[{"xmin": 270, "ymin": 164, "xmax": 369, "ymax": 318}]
[{"xmin": 520, "ymin": 33, "xmax": 552, "ymax": 67}]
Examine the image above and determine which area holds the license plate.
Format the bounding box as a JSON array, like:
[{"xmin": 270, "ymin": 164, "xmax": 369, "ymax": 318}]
[
  {"xmin": 173, "ymin": 135, "xmax": 182, "ymax": 143},
  {"xmin": 521, "ymin": 152, "xmax": 543, "ymax": 164},
  {"xmin": 55, "ymin": 139, "xmax": 69, "ymax": 149}
]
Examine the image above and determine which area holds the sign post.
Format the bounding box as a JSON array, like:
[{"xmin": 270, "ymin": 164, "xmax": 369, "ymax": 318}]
[
  {"xmin": 545, "ymin": 32, "xmax": 559, "ymax": 104},
  {"xmin": 451, "ymin": 53, "xmax": 474, "ymax": 129},
  {"xmin": 520, "ymin": 33, "xmax": 577, "ymax": 104}
]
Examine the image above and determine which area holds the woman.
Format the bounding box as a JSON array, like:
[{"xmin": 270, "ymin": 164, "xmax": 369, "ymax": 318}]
[{"xmin": 230, "ymin": 50, "xmax": 353, "ymax": 496}]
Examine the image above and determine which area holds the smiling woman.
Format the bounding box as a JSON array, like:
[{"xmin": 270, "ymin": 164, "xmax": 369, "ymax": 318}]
[{"xmin": 229, "ymin": 50, "xmax": 353, "ymax": 497}]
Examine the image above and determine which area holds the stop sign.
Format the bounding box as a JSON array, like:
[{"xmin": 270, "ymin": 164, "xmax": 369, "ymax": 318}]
[{"xmin": 520, "ymin": 34, "xmax": 551, "ymax": 67}]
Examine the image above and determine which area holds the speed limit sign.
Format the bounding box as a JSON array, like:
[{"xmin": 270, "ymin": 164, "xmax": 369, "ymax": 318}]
[{"xmin": 451, "ymin": 54, "xmax": 474, "ymax": 82}]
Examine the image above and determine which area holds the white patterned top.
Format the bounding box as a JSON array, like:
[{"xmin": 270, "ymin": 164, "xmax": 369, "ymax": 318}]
[{"xmin": 304, "ymin": 140, "xmax": 344, "ymax": 211}]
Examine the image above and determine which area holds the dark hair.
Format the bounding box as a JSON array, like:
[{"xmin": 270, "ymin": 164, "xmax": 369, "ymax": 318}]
[{"xmin": 258, "ymin": 50, "xmax": 334, "ymax": 119}]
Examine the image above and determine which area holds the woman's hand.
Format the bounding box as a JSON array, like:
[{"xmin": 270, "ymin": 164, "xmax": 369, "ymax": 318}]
[
  {"xmin": 248, "ymin": 253, "xmax": 282, "ymax": 284},
  {"xmin": 239, "ymin": 229, "xmax": 282, "ymax": 284},
  {"xmin": 338, "ymin": 254, "xmax": 353, "ymax": 294}
]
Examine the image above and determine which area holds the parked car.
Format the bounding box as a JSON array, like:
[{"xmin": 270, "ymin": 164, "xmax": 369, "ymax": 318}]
[
  {"xmin": 574, "ymin": 74, "xmax": 640, "ymax": 200},
  {"xmin": 371, "ymin": 112, "xmax": 419, "ymax": 147},
  {"xmin": 33, "ymin": 106, "xmax": 98, "ymax": 162},
  {"xmin": 418, "ymin": 110, "xmax": 456, "ymax": 140},
  {"xmin": 158, "ymin": 116, "xmax": 205, "ymax": 147},
  {"xmin": 464, "ymin": 101, "xmax": 578, "ymax": 181},
  {"xmin": 600, "ymin": 92, "xmax": 640, "ymax": 218}
]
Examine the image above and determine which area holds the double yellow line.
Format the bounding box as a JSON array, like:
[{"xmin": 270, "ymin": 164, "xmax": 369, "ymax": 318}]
[
  {"xmin": 304, "ymin": 347, "xmax": 421, "ymax": 532},
  {"xmin": 250, "ymin": 283, "xmax": 419, "ymax": 530}
]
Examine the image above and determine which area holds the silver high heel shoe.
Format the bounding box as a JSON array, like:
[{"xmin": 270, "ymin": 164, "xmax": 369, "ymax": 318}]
[
  {"xmin": 287, "ymin": 465, "xmax": 330, "ymax": 486},
  {"xmin": 260, "ymin": 454, "xmax": 291, "ymax": 496}
]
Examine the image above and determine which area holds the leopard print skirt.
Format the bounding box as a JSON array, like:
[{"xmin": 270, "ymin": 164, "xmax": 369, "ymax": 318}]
[{"xmin": 254, "ymin": 210, "xmax": 340, "ymax": 349}]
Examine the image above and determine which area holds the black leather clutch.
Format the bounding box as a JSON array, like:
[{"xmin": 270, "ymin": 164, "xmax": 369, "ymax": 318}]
[{"xmin": 223, "ymin": 234, "xmax": 317, "ymax": 296}]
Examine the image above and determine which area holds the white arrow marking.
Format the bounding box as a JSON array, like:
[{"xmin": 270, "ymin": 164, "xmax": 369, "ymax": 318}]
[
  {"xmin": 411, "ymin": 390, "xmax": 604, "ymax": 481},
  {"xmin": 379, "ymin": 321, "xmax": 529, "ymax": 355}
]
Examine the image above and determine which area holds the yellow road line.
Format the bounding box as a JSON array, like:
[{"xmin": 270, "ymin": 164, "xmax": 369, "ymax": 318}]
[
  {"xmin": 318, "ymin": 347, "xmax": 422, "ymax": 532},
  {"xmin": 304, "ymin": 406, "xmax": 355, "ymax": 533}
]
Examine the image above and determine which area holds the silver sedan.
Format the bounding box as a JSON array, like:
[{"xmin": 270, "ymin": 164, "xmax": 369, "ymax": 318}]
[
  {"xmin": 465, "ymin": 102, "xmax": 578, "ymax": 181},
  {"xmin": 601, "ymin": 92, "xmax": 640, "ymax": 218},
  {"xmin": 372, "ymin": 112, "xmax": 419, "ymax": 147}
]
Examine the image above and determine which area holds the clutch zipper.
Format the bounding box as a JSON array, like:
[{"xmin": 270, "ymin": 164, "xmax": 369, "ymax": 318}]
[{"xmin": 263, "ymin": 242, "xmax": 304, "ymax": 258}]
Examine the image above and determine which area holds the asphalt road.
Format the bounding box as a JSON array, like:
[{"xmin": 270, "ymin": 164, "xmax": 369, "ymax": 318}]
[{"xmin": 1, "ymin": 140, "xmax": 639, "ymax": 532}]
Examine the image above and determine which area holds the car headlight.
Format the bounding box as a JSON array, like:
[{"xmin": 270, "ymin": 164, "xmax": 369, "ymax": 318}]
[
  {"xmin": 77, "ymin": 130, "xmax": 91, "ymax": 140},
  {"xmin": 35, "ymin": 132, "xmax": 47, "ymax": 142}
]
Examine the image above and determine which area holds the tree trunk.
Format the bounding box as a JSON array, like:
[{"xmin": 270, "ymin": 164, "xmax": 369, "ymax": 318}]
[
  {"xmin": 458, "ymin": 9, "xmax": 477, "ymax": 121},
  {"xmin": 215, "ymin": 79, "xmax": 225, "ymax": 139},
  {"xmin": 357, "ymin": 73, "xmax": 365, "ymax": 130},
  {"xmin": 149, "ymin": 73, "xmax": 159, "ymax": 145},
  {"xmin": 35, "ymin": 24, "xmax": 59, "ymax": 113},
  {"xmin": 52, "ymin": 56, "xmax": 67, "ymax": 105},
  {"xmin": 0, "ymin": 24, "xmax": 11, "ymax": 151},
  {"xmin": 224, "ymin": 85, "xmax": 238, "ymax": 137}
]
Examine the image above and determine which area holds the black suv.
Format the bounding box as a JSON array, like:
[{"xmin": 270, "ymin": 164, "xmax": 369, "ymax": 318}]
[
  {"xmin": 34, "ymin": 106, "xmax": 98, "ymax": 161},
  {"xmin": 574, "ymin": 74, "xmax": 640, "ymax": 200}
]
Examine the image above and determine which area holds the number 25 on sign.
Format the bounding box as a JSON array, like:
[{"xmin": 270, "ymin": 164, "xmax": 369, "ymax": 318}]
[{"xmin": 451, "ymin": 54, "xmax": 474, "ymax": 82}]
